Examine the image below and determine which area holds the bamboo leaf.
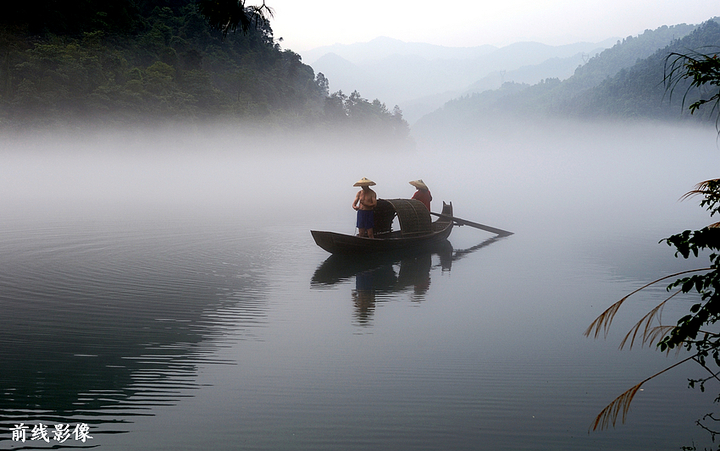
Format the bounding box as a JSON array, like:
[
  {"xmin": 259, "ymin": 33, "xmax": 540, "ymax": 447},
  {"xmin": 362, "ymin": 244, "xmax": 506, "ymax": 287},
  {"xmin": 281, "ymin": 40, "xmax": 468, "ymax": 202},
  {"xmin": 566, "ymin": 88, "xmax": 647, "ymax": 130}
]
[
  {"xmin": 590, "ymin": 355, "xmax": 697, "ymax": 431},
  {"xmin": 585, "ymin": 270, "xmax": 710, "ymax": 340}
]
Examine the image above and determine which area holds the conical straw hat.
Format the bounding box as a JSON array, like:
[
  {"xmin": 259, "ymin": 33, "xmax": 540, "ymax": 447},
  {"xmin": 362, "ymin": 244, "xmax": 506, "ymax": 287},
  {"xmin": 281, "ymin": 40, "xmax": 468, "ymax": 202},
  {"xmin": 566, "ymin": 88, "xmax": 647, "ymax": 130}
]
[
  {"xmin": 409, "ymin": 179, "xmax": 428, "ymax": 190},
  {"xmin": 353, "ymin": 177, "xmax": 376, "ymax": 187}
]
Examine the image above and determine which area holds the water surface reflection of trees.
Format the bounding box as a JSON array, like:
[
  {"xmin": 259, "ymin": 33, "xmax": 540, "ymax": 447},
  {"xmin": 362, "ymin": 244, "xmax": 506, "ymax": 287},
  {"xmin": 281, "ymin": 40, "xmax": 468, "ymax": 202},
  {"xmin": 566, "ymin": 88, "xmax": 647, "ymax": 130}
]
[{"xmin": 0, "ymin": 222, "xmax": 269, "ymax": 444}]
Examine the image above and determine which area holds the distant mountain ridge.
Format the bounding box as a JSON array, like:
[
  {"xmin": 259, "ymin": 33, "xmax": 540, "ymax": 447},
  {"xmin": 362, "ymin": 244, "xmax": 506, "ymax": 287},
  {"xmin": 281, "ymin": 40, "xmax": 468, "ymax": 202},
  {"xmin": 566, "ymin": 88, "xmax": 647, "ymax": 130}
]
[
  {"xmin": 302, "ymin": 37, "xmax": 498, "ymax": 64},
  {"xmin": 304, "ymin": 36, "xmax": 619, "ymax": 123},
  {"xmin": 413, "ymin": 20, "xmax": 718, "ymax": 135},
  {"xmin": 304, "ymin": 23, "xmax": 705, "ymax": 125}
]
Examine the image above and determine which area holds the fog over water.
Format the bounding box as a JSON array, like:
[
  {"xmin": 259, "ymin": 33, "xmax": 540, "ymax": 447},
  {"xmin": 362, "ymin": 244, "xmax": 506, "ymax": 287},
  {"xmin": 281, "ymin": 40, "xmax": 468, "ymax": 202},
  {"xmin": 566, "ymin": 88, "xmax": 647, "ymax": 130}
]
[
  {"xmin": 1, "ymin": 119, "xmax": 719, "ymax": 450},
  {"xmin": 1, "ymin": 120, "xmax": 712, "ymax": 228}
]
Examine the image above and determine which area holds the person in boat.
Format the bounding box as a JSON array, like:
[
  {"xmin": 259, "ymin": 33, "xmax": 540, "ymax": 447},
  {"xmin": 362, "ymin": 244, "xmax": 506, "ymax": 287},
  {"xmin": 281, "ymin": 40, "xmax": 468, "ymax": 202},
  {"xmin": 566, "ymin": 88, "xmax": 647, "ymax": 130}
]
[
  {"xmin": 410, "ymin": 179, "xmax": 432, "ymax": 210},
  {"xmin": 352, "ymin": 177, "xmax": 377, "ymax": 238}
]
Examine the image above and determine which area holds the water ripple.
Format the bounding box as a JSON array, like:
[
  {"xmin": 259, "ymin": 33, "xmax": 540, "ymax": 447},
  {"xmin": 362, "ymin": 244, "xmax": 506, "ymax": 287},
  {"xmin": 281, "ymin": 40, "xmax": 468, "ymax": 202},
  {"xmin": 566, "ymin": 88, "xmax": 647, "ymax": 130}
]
[{"xmin": 0, "ymin": 217, "xmax": 271, "ymax": 446}]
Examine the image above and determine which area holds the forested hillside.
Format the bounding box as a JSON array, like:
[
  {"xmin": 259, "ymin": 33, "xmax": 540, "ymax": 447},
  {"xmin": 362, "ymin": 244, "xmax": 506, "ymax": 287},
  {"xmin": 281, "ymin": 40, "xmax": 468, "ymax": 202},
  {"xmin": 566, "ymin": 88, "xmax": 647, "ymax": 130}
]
[
  {"xmin": 416, "ymin": 20, "xmax": 718, "ymax": 130},
  {"xmin": 569, "ymin": 20, "xmax": 720, "ymax": 120},
  {"xmin": 0, "ymin": 0, "xmax": 409, "ymax": 138}
]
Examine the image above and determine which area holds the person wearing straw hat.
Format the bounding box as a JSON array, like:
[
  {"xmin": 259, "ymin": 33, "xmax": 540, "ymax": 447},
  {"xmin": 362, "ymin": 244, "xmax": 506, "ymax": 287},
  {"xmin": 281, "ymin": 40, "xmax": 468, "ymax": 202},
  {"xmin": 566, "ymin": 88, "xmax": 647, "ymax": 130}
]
[
  {"xmin": 352, "ymin": 177, "xmax": 377, "ymax": 238},
  {"xmin": 410, "ymin": 179, "xmax": 432, "ymax": 210}
]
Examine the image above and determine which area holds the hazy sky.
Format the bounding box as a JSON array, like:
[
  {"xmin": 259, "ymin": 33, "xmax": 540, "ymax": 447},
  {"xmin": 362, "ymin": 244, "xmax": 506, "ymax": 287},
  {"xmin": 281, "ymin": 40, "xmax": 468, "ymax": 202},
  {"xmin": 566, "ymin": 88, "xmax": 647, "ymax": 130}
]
[{"xmin": 266, "ymin": 0, "xmax": 718, "ymax": 51}]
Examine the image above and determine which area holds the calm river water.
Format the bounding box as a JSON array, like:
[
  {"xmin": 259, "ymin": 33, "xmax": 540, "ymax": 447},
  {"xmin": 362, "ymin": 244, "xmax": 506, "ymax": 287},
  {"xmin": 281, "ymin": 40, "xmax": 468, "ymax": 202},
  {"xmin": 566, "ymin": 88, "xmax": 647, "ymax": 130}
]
[{"xmin": 0, "ymin": 120, "xmax": 718, "ymax": 450}]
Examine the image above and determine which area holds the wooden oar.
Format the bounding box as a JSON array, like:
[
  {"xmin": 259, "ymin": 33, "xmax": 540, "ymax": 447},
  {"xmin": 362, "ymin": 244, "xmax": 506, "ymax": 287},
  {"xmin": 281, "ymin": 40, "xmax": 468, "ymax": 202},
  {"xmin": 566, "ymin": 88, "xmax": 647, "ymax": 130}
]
[{"xmin": 430, "ymin": 212, "xmax": 513, "ymax": 236}]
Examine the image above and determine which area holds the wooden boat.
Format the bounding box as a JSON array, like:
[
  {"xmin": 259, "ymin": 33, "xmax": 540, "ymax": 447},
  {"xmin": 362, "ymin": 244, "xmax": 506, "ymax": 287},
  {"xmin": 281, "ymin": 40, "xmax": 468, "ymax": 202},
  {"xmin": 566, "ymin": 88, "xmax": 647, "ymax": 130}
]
[{"xmin": 311, "ymin": 199, "xmax": 454, "ymax": 255}]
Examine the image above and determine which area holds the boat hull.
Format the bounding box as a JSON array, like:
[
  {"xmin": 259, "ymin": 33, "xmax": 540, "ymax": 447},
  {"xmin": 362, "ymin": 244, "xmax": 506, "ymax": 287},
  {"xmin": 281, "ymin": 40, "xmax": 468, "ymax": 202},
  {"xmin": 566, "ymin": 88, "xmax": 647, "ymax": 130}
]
[
  {"xmin": 311, "ymin": 202, "xmax": 454, "ymax": 255},
  {"xmin": 311, "ymin": 226, "xmax": 452, "ymax": 255}
]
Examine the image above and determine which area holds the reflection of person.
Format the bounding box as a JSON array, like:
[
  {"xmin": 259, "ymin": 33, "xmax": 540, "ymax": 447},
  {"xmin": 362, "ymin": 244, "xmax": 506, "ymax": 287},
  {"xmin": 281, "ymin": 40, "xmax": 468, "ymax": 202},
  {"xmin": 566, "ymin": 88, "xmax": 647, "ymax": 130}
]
[
  {"xmin": 353, "ymin": 270, "xmax": 376, "ymax": 325},
  {"xmin": 352, "ymin": 177, "xmax": 377, "ymax": 238},
  {"xmin": 397, "ymin": 253, "xmax": 432, "ymax": 300},
  {"xmin": 410, "ymin": 179, "xmax": 432, "ymax": 210}
]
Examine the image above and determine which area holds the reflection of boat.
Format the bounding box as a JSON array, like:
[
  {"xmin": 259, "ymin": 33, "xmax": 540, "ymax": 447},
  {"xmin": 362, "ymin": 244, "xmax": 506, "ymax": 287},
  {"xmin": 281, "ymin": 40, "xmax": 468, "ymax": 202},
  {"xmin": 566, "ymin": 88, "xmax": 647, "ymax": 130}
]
[
  {"xmin": 311, "ymin": 233, "xmax": 507, "ymax": 325},
  {"xmin": 311, "ymin": 199, "xmax": 454, "ymax": 255},
  {"xmin": 311, "ymin": 232, "xmax": 509, "ymax": 290},
  {"xmin": 311, "ymin": 239, "xmax": 453, "ymax": 287},
  {"xmin": 313, "ymin": 247, "xmax": 445, "ymax": 324}
]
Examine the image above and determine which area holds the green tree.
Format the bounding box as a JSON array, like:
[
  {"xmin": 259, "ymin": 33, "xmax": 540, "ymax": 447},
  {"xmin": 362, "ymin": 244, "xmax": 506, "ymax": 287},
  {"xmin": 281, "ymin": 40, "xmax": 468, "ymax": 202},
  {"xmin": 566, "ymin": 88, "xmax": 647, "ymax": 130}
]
[
  {"xmin": 665, "ymin": 48, "xmax": 720, "ymax": 127},
  {"xmin": 195, "ymin": 0, "xmax": 273, "ymax": 37},
  {"xmin": 0, "ymin": 0, "xmax": 410, "ymax": 143},
  {"xmin": 585, "ymin": 49, "xmax": 720, "ymax": 447}
]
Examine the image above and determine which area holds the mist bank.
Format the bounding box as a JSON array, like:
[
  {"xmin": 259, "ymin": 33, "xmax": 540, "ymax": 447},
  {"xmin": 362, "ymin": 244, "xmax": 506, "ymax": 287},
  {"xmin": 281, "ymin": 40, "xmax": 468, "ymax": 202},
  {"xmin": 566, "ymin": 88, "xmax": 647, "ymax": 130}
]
[
  {"xmin": 1, "ymin": 119, "xmax": 715, "ymax": 213},
  {"xmin": 0, "ymin": 121, "xmax": 417, "ymax": 223}
]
